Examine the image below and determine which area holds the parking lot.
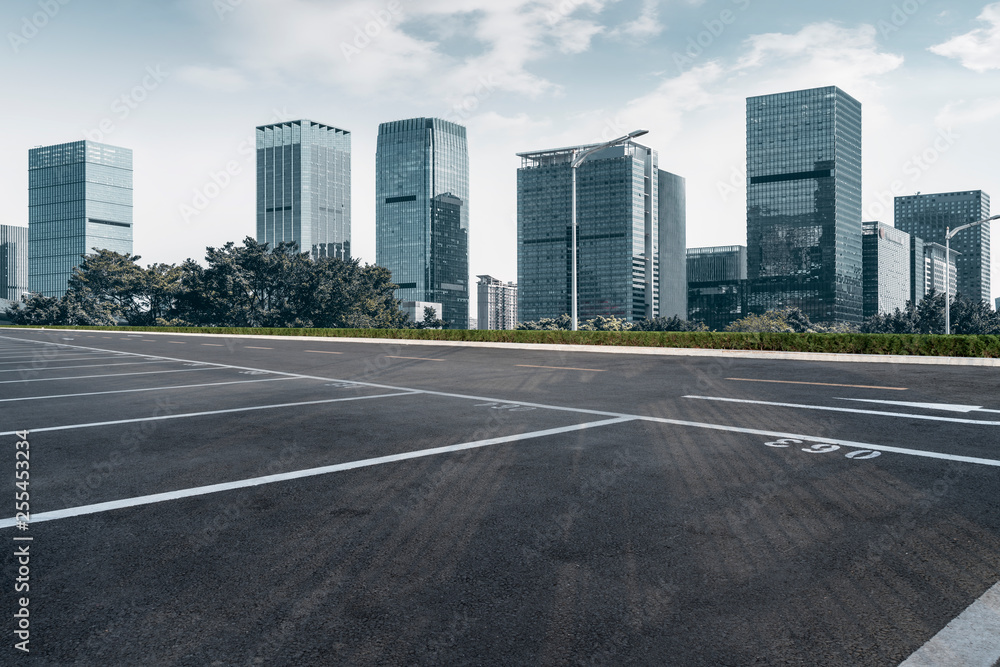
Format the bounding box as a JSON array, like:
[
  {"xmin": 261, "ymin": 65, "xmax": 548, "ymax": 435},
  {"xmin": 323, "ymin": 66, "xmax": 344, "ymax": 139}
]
[{"xmin": 1, "ymin": 328, "xmax": 998, "ymax": 665}]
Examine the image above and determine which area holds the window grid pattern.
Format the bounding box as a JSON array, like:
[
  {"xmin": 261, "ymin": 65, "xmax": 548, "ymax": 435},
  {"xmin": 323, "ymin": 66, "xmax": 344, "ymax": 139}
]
[
  {"xmin": 375, "ymin": 118, "xmax": 469, "ymax": 329},
  {"xmin": 0, "ymin": 225, "xmax": 29, "ymax": 303},
  {"xmin": 746, "ymin": 86, "xmax": 863, "ymax": 324},
  {"xmin": 862, "ymin": 222, "xmax": 910, "ymax": 317},
  {"xmin": 28, "ymin": 141, "xmax": 133, "ymax": 297}
]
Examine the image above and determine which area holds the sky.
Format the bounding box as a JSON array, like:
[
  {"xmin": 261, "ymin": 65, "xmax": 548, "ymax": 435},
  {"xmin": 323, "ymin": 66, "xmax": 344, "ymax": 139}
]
[{"xmin": 4, "ymin": 0, "xmax": 1000, "ymax": 312}]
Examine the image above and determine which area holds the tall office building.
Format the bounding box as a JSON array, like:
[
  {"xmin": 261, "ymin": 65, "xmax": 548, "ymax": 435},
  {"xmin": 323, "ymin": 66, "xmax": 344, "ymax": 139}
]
[
  {"xmin": 28, "ymin": 141, "xmax": 133, "ymax": 297},
  {"xmin": 376, "ymin": 118, "xmax": 469, "ymax": 329},
  {"xmin": 477, "ymin": 275, "xmax": 518, "ymax": 330},
  {"xmin": 862, "ymin": 222, "xmax": 910, "ymax": 318},
  {"xmin": 746, "ymin": 86, "xmax": 863, "ymax": 324},
  {"xmin": 256, "ymin": 119, "xmax": 351, "ymax": 261},
  {"xmin": 687, "ymin": 245, "xmax": 747, "ymax": 330},
  {"xmin": 908, "ymin": 236, "xmax": 926, "ymax": 306},
  {"xmin": 516, "ymin": 140, "xmax": 685, "ymax": 323},
  {"xmin": 924, "ymin": 243, "xmax": 958, "ymax": 297},
  {"xmin": 894, "ymin": 191, "xmax": 990, "ymax": 303},
  {"xmin": 0, "ymin": 225, "xmax": 29, "ymax": 305}
]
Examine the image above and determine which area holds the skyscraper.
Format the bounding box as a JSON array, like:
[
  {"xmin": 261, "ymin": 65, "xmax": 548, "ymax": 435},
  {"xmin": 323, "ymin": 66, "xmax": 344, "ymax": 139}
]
[
  {"xmin": 376, "ymin": 118, "xmax": 469, "ymax": 329},
  {"xmin": 516, "ymin": 140, "xmax": 685, "ymax": 323},
  {"xmin": 861, "ymin": 222, "xmax": 910, "ymax": 318},
  {"xmin": 28, "ymin": 141, "xmax": 133, "ymax": 297},
  {"xmin": 256, "ymin": 119, "xmax": 351, "ymax": 261},
  {"xmin": 0, "ymin": 225, "xmax": 29, "ymax": 305},
  {"xmin": 894, "ymin": 190, "xmax": 990, "ymax": 303},
  {"xmin": 746, "ymin": 86, "xmax": 863, "ymax": 324},
  {"xmin": 687, "ymin": 245, "xmax": 747, "ymax": 330},
  {"xmin": 477, "ymin": 275, "xmax": 518, "ymax": 330}
]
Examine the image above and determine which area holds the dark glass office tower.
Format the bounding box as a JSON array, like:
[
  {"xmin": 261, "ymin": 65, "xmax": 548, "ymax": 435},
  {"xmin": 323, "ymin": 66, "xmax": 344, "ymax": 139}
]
[
  {"xmin": 894, "ymin": 190, "xmax": 990, "ymax": 303},
  {"xmin": 28, "ymin": 141, "xmax": 133, "ymax": 297},
  {"xmin": 687, "ymin": 245, "xmax": 747, "ymax": 330},
  {"xmin": 376, "ymin": 118, "xmax": 469, "ymax": 329},
  {"xmin": 517, "ymin": 141, "xmax": 684, "ymax": 322},
  {"xmin": 0, "ymin": 225, "xmax": 29, "ymax": 304},
  {"xmin": 256, "ymin": 120, "xmax": 351, "ymax": 261},
  {"xmin": 746, "ymin": 86, "xmax": 863, "ymax": 324}
]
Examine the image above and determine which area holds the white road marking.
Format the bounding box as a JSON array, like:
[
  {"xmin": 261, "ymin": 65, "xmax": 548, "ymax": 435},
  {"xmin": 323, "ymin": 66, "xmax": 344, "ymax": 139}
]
[
  {"xmin": 839, "ymin": 398, "xmax": 1000, "ymax": 414},
  {"xmin": 305, "ymin": 350, "xmax": 342, "ymax": 354},
  {"xmin": 0, "ymin": 377, "xmax": 300, "ymax": 403},
  {"xmin": 0, "ymin": 355, "xmax": 129, "ymax": 366},
  {"xmin": 0, "ymin": 417, "xmax": 634, "ymax": 528},
  {"xmin": 0, "ymin": 367, "xmax": 219, "ymax": 384},
  {"xmin": 0, "ymin": 360, "xmax": 173, "ymax": 374},
  {"xmin": 0, "ymin": 391, "xmax": 420, "ymax": 437},
  {"xmin": 899, "ymin": 580, "xmax": 1000, "ymax": 667},
  {"xmin": 4, "ymin": 333, "xmax": 1000, "ymax": 469},
  {"xmin": 517, "ymin": 364, "xmax": 606, "ymax": 372},
  {"xmin": 727, "ymin": 377, "xmax": 907, "ymax": 391},
  {"xmin": 386, "ymin": 355, "xmax": 445, "ymax": 362},
  {"xmin": 684, "ymin": 395, "xmax": 1000, "ymax": 426},
  {"xmin": 245, "ymin": 346, "xmax": 273, "ymax": 350}
]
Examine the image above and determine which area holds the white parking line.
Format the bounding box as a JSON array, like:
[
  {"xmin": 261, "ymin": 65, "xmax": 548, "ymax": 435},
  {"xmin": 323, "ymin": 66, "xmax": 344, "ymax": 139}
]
[
  {"xmin": 0, "ymin": 360, "xmax": 173, "ymax": 374},
  {"xmin": 0, "ymin": 391, "xmax": 420, "ymax": 437},
  {"xmin": 0, "ymin": 367, "xmax": 219, "ymax": 384},
  {"xmin": 684, "ymin": 395, "xmax": 1000, "ymax": 426},
  {"xmin": 899, "ymin": 580, "xmax": 1000, "ymax": 667},
  {"xmin": 0, "ymin": 355, "xmax": 130, "ymax": 366},
  {"xmin": 4, "ymin": 333, "xmax": 1000, "ymax": 469},
  {"xmin": 0, "ymin": 377, "xmax": 300, "ymax": 403},
  {"xmin": 0, "ymin": 417, "xmax": 634, "ymax": 529}
]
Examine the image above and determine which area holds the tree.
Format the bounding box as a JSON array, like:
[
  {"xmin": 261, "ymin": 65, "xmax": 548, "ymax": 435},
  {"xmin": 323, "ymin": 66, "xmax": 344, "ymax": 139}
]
[
  {"xmin": 415, "ymin": 306, "xmax": 448, "ymax": 330},
  {"xmin": 631, "ymin": 316, "xmax": 708, "ymax": 332},
  {"xmin": 862, "ymin": 291, "xmax": 1000, "ymax": 335}
]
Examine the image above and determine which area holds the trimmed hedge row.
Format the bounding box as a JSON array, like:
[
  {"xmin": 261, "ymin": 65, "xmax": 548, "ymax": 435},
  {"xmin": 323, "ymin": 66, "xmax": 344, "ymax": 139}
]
[{"xmin": 5, "ymin": 325, "xmax": 1000, "ymax": 358}]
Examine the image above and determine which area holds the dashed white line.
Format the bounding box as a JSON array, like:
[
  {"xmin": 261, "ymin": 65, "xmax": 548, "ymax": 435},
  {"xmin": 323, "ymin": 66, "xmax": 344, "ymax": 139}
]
[
  {"xmin": 305, "ymin": 349, "xmax": 342, "ymax": 354},
  {"xmin": 0, "ymin": 367, "xmax": 218, "ymax": 384},
  {"xmin": 0, "ymin": 377, "xmax": 300, "ymax": 403},
  {"xmin": 0, "ymin": 360, "xmax": 173, "ymax": 374}
]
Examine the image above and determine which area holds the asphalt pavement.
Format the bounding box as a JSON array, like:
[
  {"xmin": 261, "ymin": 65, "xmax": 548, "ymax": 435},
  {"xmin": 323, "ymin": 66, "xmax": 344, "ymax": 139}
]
[{"xmin": 0, "ymin": 327, "xmax": 998, "ymax": 666}]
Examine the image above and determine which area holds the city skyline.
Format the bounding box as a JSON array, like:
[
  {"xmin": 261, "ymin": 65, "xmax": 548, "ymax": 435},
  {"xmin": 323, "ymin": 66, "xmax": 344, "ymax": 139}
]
[{"xmin": 4, "ymin": 1, "xmax": 1000, "ymax": 314}]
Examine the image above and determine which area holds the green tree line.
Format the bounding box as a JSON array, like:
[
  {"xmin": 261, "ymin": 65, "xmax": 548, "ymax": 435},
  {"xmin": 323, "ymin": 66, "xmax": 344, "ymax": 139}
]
[{"xmin": 5, "ymin": 238, "xmax": 413, "ymax": 328}]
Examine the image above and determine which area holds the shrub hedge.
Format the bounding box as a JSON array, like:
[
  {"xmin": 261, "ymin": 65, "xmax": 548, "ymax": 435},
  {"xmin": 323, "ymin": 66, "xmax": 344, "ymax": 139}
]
[{"xmin": 5, "ymin": 325, "xmax": 1000, "ymax": 358}]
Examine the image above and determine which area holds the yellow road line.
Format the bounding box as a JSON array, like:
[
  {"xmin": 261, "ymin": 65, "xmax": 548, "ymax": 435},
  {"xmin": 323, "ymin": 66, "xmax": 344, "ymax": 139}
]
[
  {"xmin": 517, "ymin": 364, "xmax": 605, "ymax": 372},
  {"xmin": 726, "ymin": 378, "xmax": 907, "ymax": 391}
]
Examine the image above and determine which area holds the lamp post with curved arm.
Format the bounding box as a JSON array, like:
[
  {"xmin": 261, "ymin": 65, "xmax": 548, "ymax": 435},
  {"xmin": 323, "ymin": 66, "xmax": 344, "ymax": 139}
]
[
  {"xmin": 944, "ymin": 214, "xmax": 1000, "ymax": 334},
  {"xmin": 570, "ymin": 129, "xmax": 649, "ymax": 331}
]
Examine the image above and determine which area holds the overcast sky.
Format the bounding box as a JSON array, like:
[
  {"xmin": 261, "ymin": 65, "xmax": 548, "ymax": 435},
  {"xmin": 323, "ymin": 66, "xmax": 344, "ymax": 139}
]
[{"xmin": 4, "ymin": 0, "xmax": 1000, "ymax": 309}]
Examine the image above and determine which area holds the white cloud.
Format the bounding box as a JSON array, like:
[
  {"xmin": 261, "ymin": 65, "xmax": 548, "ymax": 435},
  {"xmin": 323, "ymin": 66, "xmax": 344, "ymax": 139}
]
[
  {"xmin": 609, "ymin": 0, "xmax": 664, "ymax": 43},
  {"xmin": 930, "ymin": 3, "xmax": 1000, "ymax": 72},
  {"xmin": 936, "ymin": 98, "xmax": 1000, "ymax": 126},
  {"xmin": 175, "ymin": 65, "xmax": 248, "ymax": 93}
]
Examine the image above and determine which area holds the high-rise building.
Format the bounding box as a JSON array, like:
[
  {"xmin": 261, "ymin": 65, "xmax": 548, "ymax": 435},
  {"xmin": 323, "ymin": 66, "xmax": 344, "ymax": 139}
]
[
  {"xmin": 894, "ymin": 190, "xmax": 990, "ymax": 303},
  {"xmin": 376, "ymin": 118, "xmax": 469, "ymax": 329},
  {"xmin": 256, "ymin": 119, "xmax": 351, "ymax": 261},
  {"xmin": 746, "ymin": 86, "xmax": 863, "ymax": 324},
  {"xmin": 28, "ymin": 141, "xmax": 133, "ymax": 297},
  {"xmin": 0, "ymin": 225, "xmax": 29, "ymax": 305},
  {"xmin": 477, "ymin": 275, "xmax": 518, "ymax": 330},
  {"xmin": 687, "ymin": 245, "xmax": 747, "ymax": 330},
  {"xmin": 862, "ymin": 222, "xmax": 910, "ymax": 318},
  {"xmin": 516, "ymin": 140, "xmax": 685, "ymax": 323},
  {"xmin": 924, "ymin": 242, "xmax": 958, "ymax": 298},
  {"xmin": 908, "ymin": 235, "xmax": 926, "ymax": 306}
]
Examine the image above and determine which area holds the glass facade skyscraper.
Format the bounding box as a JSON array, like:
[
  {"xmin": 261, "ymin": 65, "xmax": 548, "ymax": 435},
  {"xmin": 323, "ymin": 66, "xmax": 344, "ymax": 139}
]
[
  {"xmin": 256, "ymin": 119, "xmax": 351, "ymax": 261},
  {"xmin": 862, "ymin": 221, "xmax": 910, "ymax": 318},
  {"xmin": 0, "ymin": 225, "xmax": 29, "ymax": 305},
  {"xmin": 687, "ymin": 245, "xmax": 747, "ymax": 330},
  {"xmin": 894, "ymin": 190, "xmax": 990, "ymax": 303},
  {"xmin": 28, "ymin": 141, "xmax": 133, "ymax": 297},
  {"xmin": 746, "ymin": 86, "xmax": 863, "ymax": 324},
  {"xmin": 376, "ymin": 118, "xmax": 469, "ymax": 329},
  {"xmin": 516, "ymin": 141, "xmax": 685, "ymax": 323}
]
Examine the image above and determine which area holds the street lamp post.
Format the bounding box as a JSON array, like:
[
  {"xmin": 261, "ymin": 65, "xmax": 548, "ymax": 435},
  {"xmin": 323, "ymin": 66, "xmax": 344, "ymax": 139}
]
[
  {"xmin": 570, "ymin": 129, "xmax": 649, "ymax": 331},
  {"xmin": 944, "ymin": 214, "xmax": 1000, "ymax": 334}
]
